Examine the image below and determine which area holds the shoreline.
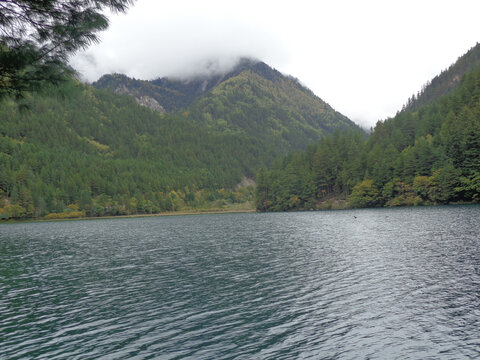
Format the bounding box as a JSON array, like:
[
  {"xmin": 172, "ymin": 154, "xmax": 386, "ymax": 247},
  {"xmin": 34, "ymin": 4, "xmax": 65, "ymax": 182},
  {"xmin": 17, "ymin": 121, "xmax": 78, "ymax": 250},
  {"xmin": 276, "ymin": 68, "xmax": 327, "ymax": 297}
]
[
  {"xmin": 1, "ymin": 207, "xmax": 257, "ymax": 224},
  {"xmin": 91, "ymin": 208, "xmax": 257, "ymax": 220},
  {"xmin": 2, "ymin": 202, "xmax": 478, "ymax": 224}
]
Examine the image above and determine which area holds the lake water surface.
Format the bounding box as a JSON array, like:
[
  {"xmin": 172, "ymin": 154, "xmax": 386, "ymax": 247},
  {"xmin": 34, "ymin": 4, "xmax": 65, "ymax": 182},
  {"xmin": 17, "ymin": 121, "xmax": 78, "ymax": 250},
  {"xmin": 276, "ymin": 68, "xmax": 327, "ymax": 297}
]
[{"xmin": 1, "ymin": 206, "xmax": 479, "ymax": 359}]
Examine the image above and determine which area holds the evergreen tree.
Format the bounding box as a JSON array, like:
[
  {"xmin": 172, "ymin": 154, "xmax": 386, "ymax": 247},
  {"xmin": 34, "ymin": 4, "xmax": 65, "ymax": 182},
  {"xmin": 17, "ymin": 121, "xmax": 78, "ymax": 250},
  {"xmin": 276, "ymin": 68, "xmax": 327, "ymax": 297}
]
[
  {"xmin": 255, "ymin": 57, "xmax": 480, "ymax": 211},
  {"xmin": 0, "ymin": 0, "xmax": 134, "ymax": 99}
]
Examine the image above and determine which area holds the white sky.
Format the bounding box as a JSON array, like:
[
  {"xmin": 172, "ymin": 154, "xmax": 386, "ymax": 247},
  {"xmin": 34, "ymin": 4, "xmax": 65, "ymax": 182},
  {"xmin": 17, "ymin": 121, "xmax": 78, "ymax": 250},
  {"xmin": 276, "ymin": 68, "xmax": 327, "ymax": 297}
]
[{"xmin": 71, "ymin": 0, "xmax": 480, "ymax": 129}]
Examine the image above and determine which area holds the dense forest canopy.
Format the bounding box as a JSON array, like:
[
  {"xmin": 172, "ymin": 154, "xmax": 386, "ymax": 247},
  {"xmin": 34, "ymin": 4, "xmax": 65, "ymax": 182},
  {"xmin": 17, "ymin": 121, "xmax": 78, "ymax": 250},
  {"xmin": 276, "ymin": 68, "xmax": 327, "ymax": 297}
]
[{"xmin": 0, "ymin": 82, "xmax": 264, "ymax": 219}]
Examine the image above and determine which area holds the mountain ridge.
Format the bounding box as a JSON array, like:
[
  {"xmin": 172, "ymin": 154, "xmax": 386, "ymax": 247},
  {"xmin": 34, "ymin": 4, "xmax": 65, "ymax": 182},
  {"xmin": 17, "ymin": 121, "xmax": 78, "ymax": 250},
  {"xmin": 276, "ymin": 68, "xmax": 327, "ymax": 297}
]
[
  {"xmin": 93, "ymin": 58, "xmax": 267, "ymax": 113},
  {"xmin": 403, "ymin": 42, "xmax": 480, "ymax": 112},
  {"xmin": 186, "ymin": 68, "xmax": 357, "ymax": 151},
  {"xmin": 93, "ymin": 58, "xmax": 360, "ymax": 150}
]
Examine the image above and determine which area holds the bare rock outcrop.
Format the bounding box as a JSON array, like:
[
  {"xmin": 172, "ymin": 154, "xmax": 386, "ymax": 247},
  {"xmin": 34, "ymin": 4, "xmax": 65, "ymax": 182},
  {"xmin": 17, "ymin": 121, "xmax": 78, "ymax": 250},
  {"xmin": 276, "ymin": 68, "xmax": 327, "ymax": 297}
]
[{"xmin": 114, "ymin": 85, "xmax": 165, "ymax": 113}]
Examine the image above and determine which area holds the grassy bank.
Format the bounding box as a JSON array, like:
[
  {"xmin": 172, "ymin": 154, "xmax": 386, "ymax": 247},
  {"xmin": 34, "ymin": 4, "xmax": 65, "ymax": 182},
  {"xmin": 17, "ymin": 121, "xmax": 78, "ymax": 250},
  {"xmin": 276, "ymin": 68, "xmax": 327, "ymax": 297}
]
[{"xmin": 0, "ymin": 201, "xmax": 256, "ymax": 223}]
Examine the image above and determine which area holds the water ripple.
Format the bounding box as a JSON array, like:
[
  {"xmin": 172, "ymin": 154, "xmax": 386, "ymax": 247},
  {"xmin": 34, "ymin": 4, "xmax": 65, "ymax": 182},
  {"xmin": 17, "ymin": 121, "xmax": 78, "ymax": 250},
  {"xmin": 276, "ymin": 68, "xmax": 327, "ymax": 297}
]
[{"xmin": 1, "ymin": 206, "xmax": 480, "ymax": 359}]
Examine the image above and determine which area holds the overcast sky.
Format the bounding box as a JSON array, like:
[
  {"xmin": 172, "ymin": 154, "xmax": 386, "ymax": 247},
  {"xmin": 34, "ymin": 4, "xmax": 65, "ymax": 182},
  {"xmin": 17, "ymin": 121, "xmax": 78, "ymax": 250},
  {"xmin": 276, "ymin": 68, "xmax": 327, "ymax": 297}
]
[{"xmin": 71, "ymin": 0, "xmax": 480, "ymax": 129}]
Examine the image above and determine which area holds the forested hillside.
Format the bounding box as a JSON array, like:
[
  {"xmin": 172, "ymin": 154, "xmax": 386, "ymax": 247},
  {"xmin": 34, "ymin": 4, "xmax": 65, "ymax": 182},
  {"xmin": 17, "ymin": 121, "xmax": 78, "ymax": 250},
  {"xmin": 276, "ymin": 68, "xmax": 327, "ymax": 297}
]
[
  {"xmin": 256, "ymin": 53, "xmax": 480, "ymax": 211},
  {"xmin": 0, "ymin": 59, "xmax": 357, "ymax": 220},
  {"xmin": 187, "ymin": 69, "xmax": 357, "ymax": 151},
  {"xmin": 0, "ymin": 82, "xmax": 269, "ymax": 219}
]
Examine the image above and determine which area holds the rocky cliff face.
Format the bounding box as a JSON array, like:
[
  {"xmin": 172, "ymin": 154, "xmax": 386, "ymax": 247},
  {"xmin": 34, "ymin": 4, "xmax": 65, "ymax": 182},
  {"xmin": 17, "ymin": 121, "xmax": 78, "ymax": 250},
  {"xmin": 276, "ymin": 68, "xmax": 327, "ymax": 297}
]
[
  {"xmin": 114, "ymin": 84, "xmax": 165, "ymax": 113},
  {"xmin": 135, "ymin": 95, "xmax": 165, "ymax": 113}
]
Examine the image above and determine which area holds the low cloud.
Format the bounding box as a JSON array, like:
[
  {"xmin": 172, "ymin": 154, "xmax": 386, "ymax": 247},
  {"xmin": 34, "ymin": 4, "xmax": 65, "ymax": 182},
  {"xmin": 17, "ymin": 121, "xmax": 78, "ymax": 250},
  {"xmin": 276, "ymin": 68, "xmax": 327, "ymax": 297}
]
[
  {"xmin": 70, "ymin": 0, "xmax": 480, "ymax": 128},
  {"xmin": 70, "ymin": 1, "xmax": 288, "ymax": 82}
]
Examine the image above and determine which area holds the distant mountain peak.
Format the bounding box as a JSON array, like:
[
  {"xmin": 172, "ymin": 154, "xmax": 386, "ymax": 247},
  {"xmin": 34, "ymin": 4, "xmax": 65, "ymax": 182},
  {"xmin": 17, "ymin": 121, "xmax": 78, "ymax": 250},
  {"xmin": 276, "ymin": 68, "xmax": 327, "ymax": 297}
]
[{"xmin": 92, "ymin": 58, "xmax": 286, "ymax": 113}]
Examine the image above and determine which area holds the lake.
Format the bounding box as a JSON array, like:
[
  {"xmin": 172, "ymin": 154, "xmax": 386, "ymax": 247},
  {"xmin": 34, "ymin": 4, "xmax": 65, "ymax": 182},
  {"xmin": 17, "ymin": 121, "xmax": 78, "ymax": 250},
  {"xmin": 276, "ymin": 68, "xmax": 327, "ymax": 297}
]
[{"xmin": 1, "ymin": 206, "xmax": 479, "ymax": 359}]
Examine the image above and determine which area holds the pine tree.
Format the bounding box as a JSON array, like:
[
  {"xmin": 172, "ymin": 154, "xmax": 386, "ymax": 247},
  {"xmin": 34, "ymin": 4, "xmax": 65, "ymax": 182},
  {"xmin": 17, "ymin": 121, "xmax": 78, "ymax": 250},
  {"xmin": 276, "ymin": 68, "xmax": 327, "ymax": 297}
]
[{"xmin": 0, "ymin": 0, "xmax": 134, "ymax": 99}]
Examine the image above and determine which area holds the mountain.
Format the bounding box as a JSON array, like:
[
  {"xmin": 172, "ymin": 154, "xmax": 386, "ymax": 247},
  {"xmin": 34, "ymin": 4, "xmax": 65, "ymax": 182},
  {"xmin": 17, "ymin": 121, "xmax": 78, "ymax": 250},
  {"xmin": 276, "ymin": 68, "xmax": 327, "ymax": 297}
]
[
  {"xmin": 0, "ymin": 59, "xmax": 358, "ymax": 219},
  {"xmin": 93, "ymin": 59, "xmax": 360, "ymax": 151},
  {"xmin": 185, "ymin": 63, "xmax": 357, "ymax": 151},
  {"xmin": 256, "ymin": 44, "xmax": 480, "ymax": 211},
  {"xmin": 93, "ymin": 59, "xmax": 287, "ymax": 112},
  {"xmin": 403, "ymin": 43, "xmax": 480, "ymax": 111}
]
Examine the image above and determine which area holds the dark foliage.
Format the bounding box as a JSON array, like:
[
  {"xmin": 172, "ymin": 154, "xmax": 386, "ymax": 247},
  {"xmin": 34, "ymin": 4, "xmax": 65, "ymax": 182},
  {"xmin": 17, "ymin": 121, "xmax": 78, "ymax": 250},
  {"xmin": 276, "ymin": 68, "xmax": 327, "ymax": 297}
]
[
  {"xmin": 257, "ymin": 55, "xmax": 480, "ymax": 211},
  {"xmin": 0, "ymin": 0, "xmax": 134, "ymax": 99}
]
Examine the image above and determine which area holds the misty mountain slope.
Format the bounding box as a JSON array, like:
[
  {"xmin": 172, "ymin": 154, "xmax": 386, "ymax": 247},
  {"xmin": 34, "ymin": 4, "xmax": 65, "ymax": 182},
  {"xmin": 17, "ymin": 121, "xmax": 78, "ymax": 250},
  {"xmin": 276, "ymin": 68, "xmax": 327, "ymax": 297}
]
[
  {"xmin": 94, "ymin": 59, "xmax": 360, "ymax": 151},
  {"xmin": 403, "ymin": 42, "xmax": 480, "ymax": 111},
  {"xmin": 372, "ymin": 43, "xmax": 480, "ymax": 148},
  {"xmin": 186, "ymin": 69, "xmax": 359, "ymax": 150},
  {"xmin": 92, "ymin": 58, "xmax": 262, "ymax": 112}
]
